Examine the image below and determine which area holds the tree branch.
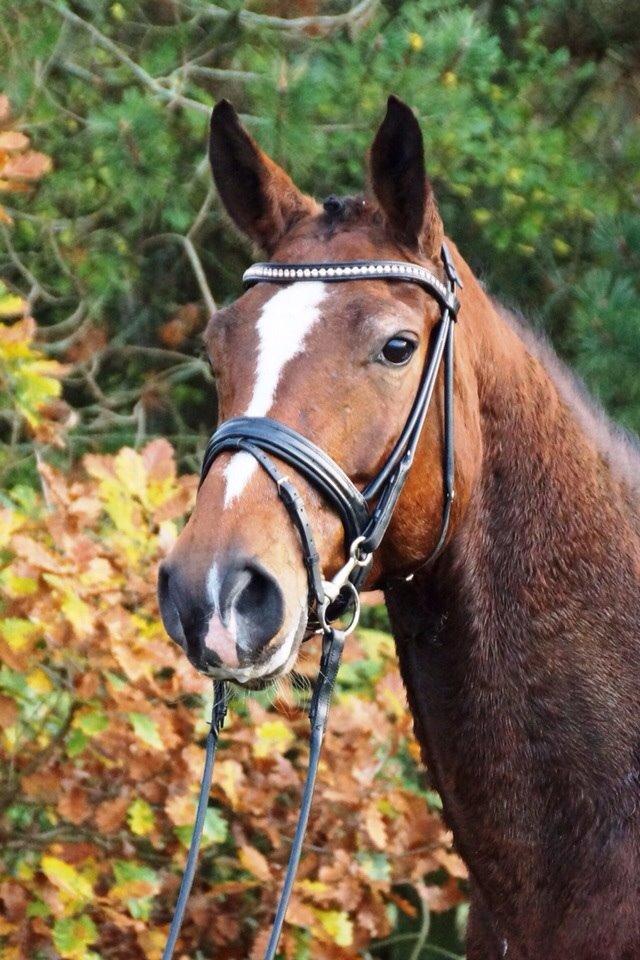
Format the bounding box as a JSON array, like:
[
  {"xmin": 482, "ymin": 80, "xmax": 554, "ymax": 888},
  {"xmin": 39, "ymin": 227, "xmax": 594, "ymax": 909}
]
[
  {"xmin": 42, "ymin": 0, "xmax": 211, "ymax": 115},
  {"xmin": 196, "ymin": 0, "xmax": 379, "ymax": 36}
]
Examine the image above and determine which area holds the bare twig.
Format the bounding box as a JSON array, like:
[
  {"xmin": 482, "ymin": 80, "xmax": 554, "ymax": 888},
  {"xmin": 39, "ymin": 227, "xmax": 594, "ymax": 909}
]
[
  {"xmin": 408, "ymin": 888, "xmax": 431, "ymax": 960},
  {"xmin": 196, "ymin": 0, "xmax": 379, "ymax": 36},
  {"xmin": 171, "ymin": 64, "xmax": 260, "ymax": 84},
  {"xmin": 188, "ymin": 185, "xmax": 215, "ymax": 241},
  {"xmin": 42, "ymin": 0, "xmax": 211, "ymax": 115},
  {"xmin": 182, "ymin": 235, "xmax": 217, "ymax": 315},
  {"xmin": 0, "ymin": 224, "xmax": 61, "ymax": 305},
  {"xmin": 145, "ymin": 232, "xmax": 217, "ymax": 315}
]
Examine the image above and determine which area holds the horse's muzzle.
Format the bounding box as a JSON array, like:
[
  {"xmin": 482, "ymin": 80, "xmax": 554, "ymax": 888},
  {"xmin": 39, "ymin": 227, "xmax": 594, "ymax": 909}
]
[{"xmin": 157, "ymin": 557, "xmax": 286, "ymax": 674}]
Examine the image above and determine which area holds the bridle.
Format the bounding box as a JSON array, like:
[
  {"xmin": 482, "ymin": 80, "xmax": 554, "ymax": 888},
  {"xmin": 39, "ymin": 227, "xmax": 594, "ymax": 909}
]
[
  {"xmin": 162, "ymin": 244, "xmax": 462, "ymax": 960},
  {"xmin": 200, "ymin": 243, "xmax": 461, "ymax": 625}
]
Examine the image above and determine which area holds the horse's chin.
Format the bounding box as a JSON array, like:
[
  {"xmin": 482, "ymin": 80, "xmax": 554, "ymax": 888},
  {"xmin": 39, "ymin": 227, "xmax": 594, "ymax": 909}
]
[{"xmin": 237, "ymin": 674, "xmax": 282, "ymax": 691}]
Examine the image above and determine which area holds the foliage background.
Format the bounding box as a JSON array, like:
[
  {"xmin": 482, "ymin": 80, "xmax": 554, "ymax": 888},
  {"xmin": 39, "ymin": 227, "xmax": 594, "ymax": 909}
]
[{"xmin": 0, "ymin": 1, "xmax": 639, "ymax": 958}]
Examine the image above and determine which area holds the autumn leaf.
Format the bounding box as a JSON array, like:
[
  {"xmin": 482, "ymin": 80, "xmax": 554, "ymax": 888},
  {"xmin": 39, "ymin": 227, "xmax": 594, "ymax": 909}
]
[
  {"xmin": 61, "ymin": 592, "xmax": 95, "ymax": 636},
  {"xmin": 0, "ymin": 617, "xmax": 40, "ymax": 651},
  {"xmin": 253, "ymin": 719, "xmax": 295, "ymax": 758},
  {"xmin": 26, "ymin": 668, "xmax": 53, "ymax": 694},
  {"xmin": 0, "ymin": 316, "xmax": 65, "ymax": 439},
  {"xmin": 95, "ymin": 796, "xmax": 129, "ymax": 834},
  {"xmin": 58, "ymin": 786, "xmax": 91, "ymax": 826},
  {"xmin": 128, "ymin": 712, "xmax": 164, "ymax": 750},
  {"xmin": 21, "ymin": 770, "xmax": 60, "ymax": 801},
  {"xmin": 165, "ymin": 791, "xmax": 196, "ymax": 827},
  {"xmin": 315, "ymin": 909, "xmax": 354, "ymax": 947},
  {"xmin": 41, "ymin": 856, "xmax": 93, "ymax": 902},
  {"xmin": 1, "ymin": 150, "xmax": 52, "ymax": 181},
  {"xmin": 0, "ymin": 427, "xmax": 464, "ymax": 958},
  {"xmin": 238, "ymin": 845, "xmax": 271, "ymax": 882},
  {"xmin": 127, "ymin": 797, "xmax": 155, "ymax": 836},
  {"xmin": 111, "ymin": 861, "xmax": 160, "ymax": 920},
  {"xmin": 364, "ymin": 802, "xmax": 388, "ymax": 851},
  {"xmin": 215, "ymin": 758, "xmax": 244, "ymax": 808},
  {"xmin": 0, "ymin": 293, "xmax": 27, "ymax": 318},
  {"xmin": 0, "ymin": 695, "xmax": 18, "ymax": 726},
  {"xmin": 0, "ymin": 131, "xmax": 29, "ymax": 151}
]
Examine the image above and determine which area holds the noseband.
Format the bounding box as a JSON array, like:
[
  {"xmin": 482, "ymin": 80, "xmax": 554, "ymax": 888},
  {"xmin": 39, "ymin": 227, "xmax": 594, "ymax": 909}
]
[{"xmin": 163, "ymin": 244, "xmax": 461, "ymax": 960}]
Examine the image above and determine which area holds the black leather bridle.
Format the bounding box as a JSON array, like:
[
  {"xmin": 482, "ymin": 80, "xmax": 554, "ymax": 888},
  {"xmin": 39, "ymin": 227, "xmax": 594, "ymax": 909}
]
[
  {"xmin": 199, "ymin": 242, "xmax": 461, "ymax": 626},
  {"xmin": 162, "ymin": 244, "xmax": 462, "ymax": 960}
]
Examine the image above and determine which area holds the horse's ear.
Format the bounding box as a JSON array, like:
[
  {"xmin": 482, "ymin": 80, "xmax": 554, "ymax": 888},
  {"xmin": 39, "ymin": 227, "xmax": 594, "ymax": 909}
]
[
  {"xmin": 209, "ymin": 100, "xmax": 317, "ymax": 254},
  {"xmin": 369, "ymin": 96, "xmax": 443, "ymax": 256}
]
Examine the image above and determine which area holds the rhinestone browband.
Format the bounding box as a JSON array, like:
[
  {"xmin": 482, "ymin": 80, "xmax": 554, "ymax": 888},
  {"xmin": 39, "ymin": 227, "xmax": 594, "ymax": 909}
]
[{"xmin": 242, "ymin": 259, "xmax": 459, "ymax": 314}]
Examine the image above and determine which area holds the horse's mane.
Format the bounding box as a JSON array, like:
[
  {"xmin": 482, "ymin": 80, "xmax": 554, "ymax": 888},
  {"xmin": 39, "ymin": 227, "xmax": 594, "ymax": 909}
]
[{"xmin": 495, "ymin": 299, "xmax": 640, "ymax": 500}]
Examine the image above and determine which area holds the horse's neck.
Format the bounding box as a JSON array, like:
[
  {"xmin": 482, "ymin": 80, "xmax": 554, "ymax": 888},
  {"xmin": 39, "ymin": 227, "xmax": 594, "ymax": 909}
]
[{"xmin": 386, "ymin": 263, "xmax": 640, "ymax": 925}]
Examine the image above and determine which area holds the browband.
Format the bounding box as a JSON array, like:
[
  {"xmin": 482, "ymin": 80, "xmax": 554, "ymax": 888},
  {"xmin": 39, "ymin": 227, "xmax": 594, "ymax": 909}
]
[{"xmin": 243, "ymin": 259, "xmax": 459, "ymax": 315}]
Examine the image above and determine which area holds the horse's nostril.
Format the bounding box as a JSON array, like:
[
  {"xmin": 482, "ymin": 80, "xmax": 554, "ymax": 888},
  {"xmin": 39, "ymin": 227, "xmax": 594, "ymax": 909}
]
[
  {"xmin": 158, "ymin": 558, "xmax": 286, "ymax": 668},
  {"xmin": 221, "ymin": 560, "xmax": 284, "ymax": 657},
  {"xmin": 157, "ymin": 562, "xmax": 187, "ymax": 649}
]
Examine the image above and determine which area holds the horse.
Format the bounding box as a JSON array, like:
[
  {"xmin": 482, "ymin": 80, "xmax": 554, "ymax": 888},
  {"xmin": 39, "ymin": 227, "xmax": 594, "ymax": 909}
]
[{"xmin": 158, "ymin": 95, "xmax": 640, "ymax": 959}]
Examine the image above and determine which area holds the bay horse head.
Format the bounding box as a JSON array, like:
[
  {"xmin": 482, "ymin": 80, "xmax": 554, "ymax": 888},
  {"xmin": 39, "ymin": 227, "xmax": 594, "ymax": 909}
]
[{"xmin": 158, "ymin": 96, "xmax": 479, "ymax": 686}]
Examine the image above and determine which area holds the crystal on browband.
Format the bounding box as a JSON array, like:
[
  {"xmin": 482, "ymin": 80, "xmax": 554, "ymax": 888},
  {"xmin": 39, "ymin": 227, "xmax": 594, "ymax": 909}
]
[{"xmin": 242, "ymin": 259, "xmax": 459, "ymax": 315}]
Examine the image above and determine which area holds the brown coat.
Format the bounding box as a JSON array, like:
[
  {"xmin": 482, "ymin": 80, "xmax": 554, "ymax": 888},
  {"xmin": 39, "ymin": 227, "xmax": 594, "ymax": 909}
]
[{"xmin": 163, "ymin": 96, "xmax": 640, "ymax": 958}]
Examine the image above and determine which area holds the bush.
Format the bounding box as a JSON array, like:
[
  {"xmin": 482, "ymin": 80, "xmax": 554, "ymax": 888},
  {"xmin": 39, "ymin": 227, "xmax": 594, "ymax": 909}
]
[
  {"xmin": 1, "ymin": 0, "xmax": 639, "ymax": 483},
  {"xmin": 0, "ymin": 441, "xmax": 465, "ymax": 959}
]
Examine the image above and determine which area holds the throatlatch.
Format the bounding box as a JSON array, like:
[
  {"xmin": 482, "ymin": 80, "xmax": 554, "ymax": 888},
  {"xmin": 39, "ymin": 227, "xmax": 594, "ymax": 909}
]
[{"xmin": 162, "ymin": 245, "xmax": 461, "ymax": 959}]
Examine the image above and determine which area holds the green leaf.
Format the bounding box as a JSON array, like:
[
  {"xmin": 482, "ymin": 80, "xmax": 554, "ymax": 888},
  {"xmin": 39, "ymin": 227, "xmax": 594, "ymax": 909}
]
[
  {"xmin": 175, "ymin": 806, "xmax": 228, "ymax": 849},
  {"xmin": 357, "ymin": 852, "xmax": 391, "ymax": 882},
  {"xmin": 52, "ymin": 914, "xmax": 98, "ymax": 959},
  {"xmin": 26, "ymin": 898, "xmax": 50, "ymax": 918},
  {"xmin": 112, "ymin": 860, "xmax": 160, "ymax": 920},
  {"xmin": 128, "ymin": 711, "xmax": 164, "ymax": 750},
  {"xmin": 66, "ymin": 728, "xmax": 88, "ymax": 758},
  {"xmin": 74, "ymin": 708, "xmax": 109, "ymax": 736}
]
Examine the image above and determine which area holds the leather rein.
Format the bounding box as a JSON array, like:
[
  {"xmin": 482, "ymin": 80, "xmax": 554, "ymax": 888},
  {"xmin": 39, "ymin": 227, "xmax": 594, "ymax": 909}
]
[{"xmin": 162, "ymin": 244, "xmax": 462, "ymax": 960}]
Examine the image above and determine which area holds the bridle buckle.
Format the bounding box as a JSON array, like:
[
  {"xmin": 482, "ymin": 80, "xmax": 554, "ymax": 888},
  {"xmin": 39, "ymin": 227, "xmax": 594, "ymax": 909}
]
[{"xmin": 321, "ymin": 535, "xmax": 371, "ymax": 603}]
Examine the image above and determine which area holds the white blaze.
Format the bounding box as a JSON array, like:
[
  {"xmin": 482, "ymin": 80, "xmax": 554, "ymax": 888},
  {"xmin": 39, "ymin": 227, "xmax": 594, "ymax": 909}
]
[{"xmin": 223, "ymin": 281, "xmax": 327, "ymax": 505}]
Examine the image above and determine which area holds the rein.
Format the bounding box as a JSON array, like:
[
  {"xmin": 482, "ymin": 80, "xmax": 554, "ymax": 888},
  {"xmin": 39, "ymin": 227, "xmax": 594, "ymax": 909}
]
[{"xmin": 162, "ymin": 245, "xmax": 461, "ymax": 960}]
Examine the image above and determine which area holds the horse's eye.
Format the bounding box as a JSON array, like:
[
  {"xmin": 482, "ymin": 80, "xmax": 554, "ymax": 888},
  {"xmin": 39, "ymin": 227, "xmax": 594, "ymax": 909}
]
[{"xmin": 380, "ymin": 336, "xmax": 417, "ymax": 366}]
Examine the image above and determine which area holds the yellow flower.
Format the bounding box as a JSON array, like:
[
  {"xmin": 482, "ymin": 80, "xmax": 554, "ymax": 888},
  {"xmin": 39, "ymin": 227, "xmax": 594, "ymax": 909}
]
[{"xmin": 408, "ymin": 32, "xmax": 423, "ymax": 52}]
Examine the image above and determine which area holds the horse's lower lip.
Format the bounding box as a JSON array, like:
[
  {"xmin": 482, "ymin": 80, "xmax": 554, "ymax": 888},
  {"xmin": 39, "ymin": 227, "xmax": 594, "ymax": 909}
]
[{"xmin": 200, "ymin": 665, "xmax": 288, "ymax": 688}]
